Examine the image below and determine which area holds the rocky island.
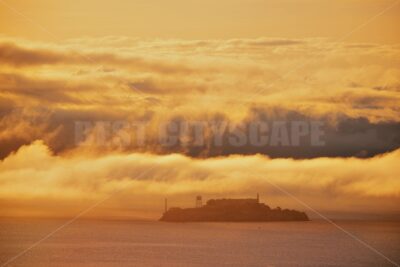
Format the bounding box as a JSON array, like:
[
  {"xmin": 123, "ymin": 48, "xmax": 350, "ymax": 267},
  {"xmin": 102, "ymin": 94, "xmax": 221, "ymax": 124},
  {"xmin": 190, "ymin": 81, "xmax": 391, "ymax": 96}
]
[{"xmin": 160, "ymin": 196, "xmax": 309, "ymax": 222}]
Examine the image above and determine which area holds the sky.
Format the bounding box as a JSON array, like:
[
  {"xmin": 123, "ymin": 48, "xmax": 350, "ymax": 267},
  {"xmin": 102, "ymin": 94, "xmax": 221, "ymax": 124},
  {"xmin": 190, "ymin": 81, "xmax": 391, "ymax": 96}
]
[
  {"xmin": 0, "ymin": 0, "xmax": 399, "ymax": 219},
  {"xmin": 1, "ymin": 0, "xmax": 400, "ymax": 43}
]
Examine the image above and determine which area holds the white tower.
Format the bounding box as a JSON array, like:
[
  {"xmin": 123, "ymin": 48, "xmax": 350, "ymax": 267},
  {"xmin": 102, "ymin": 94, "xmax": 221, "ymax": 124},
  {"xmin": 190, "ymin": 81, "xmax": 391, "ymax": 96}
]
[{"xmin": 195, "ymin": 195, "xmax": 202, "ymax": 208}]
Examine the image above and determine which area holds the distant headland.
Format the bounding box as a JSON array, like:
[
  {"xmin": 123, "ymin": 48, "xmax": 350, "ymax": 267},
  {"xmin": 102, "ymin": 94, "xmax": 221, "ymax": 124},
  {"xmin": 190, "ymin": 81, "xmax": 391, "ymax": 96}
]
[{"xmin": 160, "ymin": 195, "xmax": 309, "ymax": 222}]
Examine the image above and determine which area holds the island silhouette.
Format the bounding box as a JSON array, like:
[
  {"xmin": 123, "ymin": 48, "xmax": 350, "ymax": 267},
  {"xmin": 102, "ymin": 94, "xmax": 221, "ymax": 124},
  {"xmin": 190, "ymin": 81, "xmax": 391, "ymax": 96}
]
[{"xmin": 160, "ymin": 195, "xmax": 309, "ymax": 222}]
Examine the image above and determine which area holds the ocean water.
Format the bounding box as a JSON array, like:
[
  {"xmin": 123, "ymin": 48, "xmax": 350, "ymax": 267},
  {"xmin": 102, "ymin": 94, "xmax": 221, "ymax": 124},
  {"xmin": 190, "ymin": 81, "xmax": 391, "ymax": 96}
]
[{"xmin": 0, "ymin": 219, "xmax": 399, "ymax": 267}]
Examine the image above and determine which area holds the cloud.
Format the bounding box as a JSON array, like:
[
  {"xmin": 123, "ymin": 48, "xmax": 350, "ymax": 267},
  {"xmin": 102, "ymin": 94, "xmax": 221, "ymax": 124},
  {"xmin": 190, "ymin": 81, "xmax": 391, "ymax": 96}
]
[
  {"xmin": 0, "ymin": 141, "xmax": 399, "ymax": 219},
  {"xmin": 0, "ymin": 36, "xmax": 399, "ymax": 159},
  {"xmin": 0, "ymin": 42, "xmax": 63, "ymax": 66},
  {"xmin": 0, "ymin": 104, "xmax": 399, "ymax": 160}
]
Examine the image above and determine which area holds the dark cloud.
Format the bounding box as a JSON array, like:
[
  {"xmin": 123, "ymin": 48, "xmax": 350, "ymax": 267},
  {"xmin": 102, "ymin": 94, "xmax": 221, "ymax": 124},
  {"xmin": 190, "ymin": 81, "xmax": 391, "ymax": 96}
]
[
  {"xmin": 0, "ymin": 42, "xmax": 64, "ymax": 66},
  {"xmin": 0, "ymin": 73, "xmax": 84, "ymax": 104},
  {"xmin": 128, "ymin": 80, "xmax": 163, "ymax": 94},
  {"xmin": 159, "ymin": 110, "xmax": 400, "ymax": 159},
  {"xmin": 0, "ymin": 41, "xmax": 197, "ymax": 75},
  {"xmin": 0, "ymin": 106, "xmax": 398, "ymax": 159}
]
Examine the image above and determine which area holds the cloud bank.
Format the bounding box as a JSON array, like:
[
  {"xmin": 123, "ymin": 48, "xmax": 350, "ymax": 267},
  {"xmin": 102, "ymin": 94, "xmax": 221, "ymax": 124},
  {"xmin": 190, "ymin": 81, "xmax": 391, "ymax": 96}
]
[
  {"xmin": 0, "ymin": 37, "xmax": 399, "ymax": 159},
  {"xmin": 0, "ymin": 141, "xmax": 399, "ymax": 219}
]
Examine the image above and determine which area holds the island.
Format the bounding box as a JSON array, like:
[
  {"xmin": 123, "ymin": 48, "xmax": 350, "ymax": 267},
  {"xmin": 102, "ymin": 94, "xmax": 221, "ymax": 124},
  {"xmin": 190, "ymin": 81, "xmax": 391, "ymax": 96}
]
[{"xmin": 160, "ymin": 196, "xmax": 309, "ymax": 222}]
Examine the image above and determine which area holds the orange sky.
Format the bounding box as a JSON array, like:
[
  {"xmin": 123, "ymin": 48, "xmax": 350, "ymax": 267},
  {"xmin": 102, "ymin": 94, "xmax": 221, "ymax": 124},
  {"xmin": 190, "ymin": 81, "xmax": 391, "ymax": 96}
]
[{"xmin": 1, "ymin": 0, "xmax": 400, "ymax": 43}]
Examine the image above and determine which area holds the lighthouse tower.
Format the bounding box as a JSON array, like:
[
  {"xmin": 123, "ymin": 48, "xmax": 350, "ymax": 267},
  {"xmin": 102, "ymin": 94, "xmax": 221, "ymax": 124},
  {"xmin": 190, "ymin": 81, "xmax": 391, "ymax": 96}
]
[{"xmin": 195, "ymin": 195, "xmax": 202, "ymax": 208}]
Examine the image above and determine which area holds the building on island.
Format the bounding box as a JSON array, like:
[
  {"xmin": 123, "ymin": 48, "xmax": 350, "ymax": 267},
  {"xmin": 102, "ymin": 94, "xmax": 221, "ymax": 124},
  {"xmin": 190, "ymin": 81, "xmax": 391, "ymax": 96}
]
[{"xmin": 160, "ymin": 194, "xmax": 309, "ymax": 222}]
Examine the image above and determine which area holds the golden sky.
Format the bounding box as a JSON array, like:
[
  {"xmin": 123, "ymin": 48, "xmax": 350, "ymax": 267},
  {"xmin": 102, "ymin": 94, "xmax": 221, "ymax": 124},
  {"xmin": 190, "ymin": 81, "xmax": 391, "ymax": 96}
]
[
  {"xmin": 0, "ymin": 0, "xmax": 399, "ymax": 219},
  {"xmin": 1, "ymin": 0, "xmax": 400, "ymax": 43}
]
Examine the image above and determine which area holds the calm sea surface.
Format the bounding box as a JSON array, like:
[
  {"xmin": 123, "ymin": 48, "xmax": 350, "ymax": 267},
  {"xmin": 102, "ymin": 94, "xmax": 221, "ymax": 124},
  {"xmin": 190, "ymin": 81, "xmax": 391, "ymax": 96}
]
[{"xmin": 0, "ymin": 219, "xmax": 399, "ymax": 267}]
